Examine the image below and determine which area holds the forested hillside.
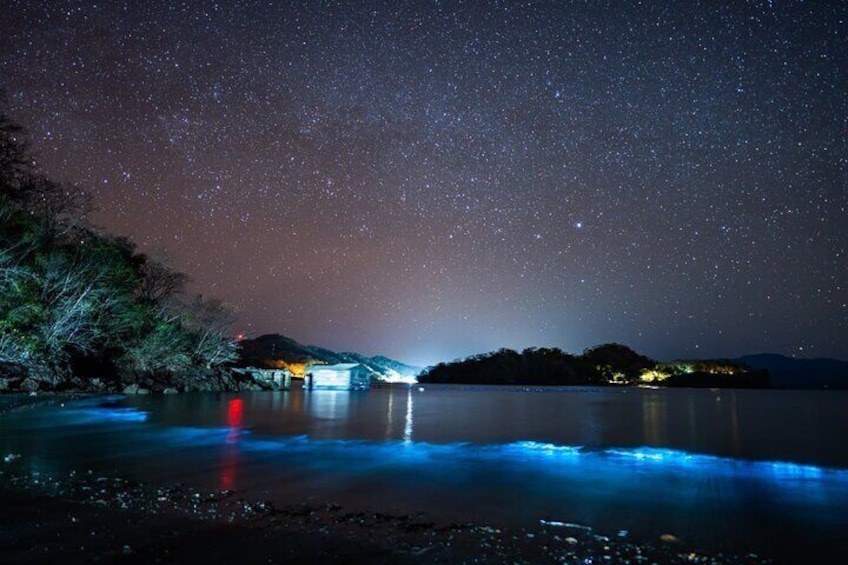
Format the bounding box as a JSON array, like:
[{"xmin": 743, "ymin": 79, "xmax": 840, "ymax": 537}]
[{"xmin": 0, "ymin": 109, "xmax": 237, "ymax": 392}]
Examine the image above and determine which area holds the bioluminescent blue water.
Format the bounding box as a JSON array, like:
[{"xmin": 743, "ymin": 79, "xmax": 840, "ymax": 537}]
[{"xmin": 2, "ymin": 387, "xmax": 848, "ymax": 562}]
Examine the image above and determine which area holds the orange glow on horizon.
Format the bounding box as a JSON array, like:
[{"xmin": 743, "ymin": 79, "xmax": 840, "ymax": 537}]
[{"xmin": 266, "ymin": 360, "xmax": 325, "ymax": 376}]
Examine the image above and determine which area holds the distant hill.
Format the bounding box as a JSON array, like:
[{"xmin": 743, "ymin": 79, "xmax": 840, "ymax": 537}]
[
  {"xmin": 237, "ymin": 334, "xmax": 422, "ymax": 382},
  {"xmin": 733, "ymin": 354, "xmax": 848, "ymax": 389},
  {"xmin": 236, "ymin": 338, "xmax": 847, "ymax": 389},
  {"xmin": 418, "ymin": 345, "xmax": 819, "ymax": 389}
]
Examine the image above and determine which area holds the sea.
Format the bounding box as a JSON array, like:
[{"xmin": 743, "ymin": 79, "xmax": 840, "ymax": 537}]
[{"xmin": 2, "ymin": 385, "xmax": 847, "ymax": 562}]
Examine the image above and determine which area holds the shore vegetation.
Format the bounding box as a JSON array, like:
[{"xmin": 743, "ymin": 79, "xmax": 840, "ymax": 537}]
[
  {"xmin": 418, "ymin": 344, "xmax": 769, "ymax": 388},
  {"xmin": 0, "ymin": 107, "xmax": 237, "ymax": 393}
]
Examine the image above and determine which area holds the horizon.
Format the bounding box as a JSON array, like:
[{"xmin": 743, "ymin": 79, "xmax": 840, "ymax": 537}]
[{"xmin": 2, "ymin": 1, "xmax": 845, "ymax": 365}]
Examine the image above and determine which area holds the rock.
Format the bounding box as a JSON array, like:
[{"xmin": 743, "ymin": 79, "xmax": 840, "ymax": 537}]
[
  {"xmin": 20, "ymin": 378, "xmax": 40, "ymax": 392},
  {"xmin": 163, "ymin": 388, "xmax": 179, "ymax": 395},
  {"xmin": 89, "ymin": 378, "xmax": 107, "ymax": 391},
  {"xmin": 123, "ymin": 384, "xmax": 150, "ymax": 395},
  {"xmin": 0, "ymin": 378, "xmax": 9, "ymax": 391}
]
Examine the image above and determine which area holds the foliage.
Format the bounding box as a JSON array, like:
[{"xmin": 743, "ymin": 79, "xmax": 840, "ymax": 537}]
[
  {"xmin": 419, "ymin": 347, "xmax": 603, "ymax": 386},
  {"xmin": 0, "ymin": 108, "xmax": 237, "ymax": 390},
  {"xmin": 582, "ymin": 343, "xmax": 656, "ymax": 384},
  {"xmin": 418, "ymin": 343, "xmax": 769, "ymax": 388}
]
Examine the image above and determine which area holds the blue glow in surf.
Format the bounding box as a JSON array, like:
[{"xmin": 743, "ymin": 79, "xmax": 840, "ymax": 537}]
[
  {"xmin": 506, "ymin": 441, "xmax": 582, "ymax": 457},
  {"xmin": 62, "ymin": 401, "xmax": 848, "ymax": 504},
  {"xmin": 60, "ymin": 406, "xmax": 149, "ymax": 424},
  {"xmin": 57, "ymin": 400, "xmax": 848, "ymax": 484},
  {"xmin": 44, "ymin": 400, "xmax": 847, "ymax": 478},
  {"xmin": 5, "ymin": 390, "xmax": 847, "ymax": 562}
]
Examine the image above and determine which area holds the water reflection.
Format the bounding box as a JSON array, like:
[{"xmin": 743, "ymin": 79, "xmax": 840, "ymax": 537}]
[
  {"xmin": 221, "ymin": 398, "xmax": 243, "ymax": 489},
  {"xmin": 226, "ymin": 398, "xmax": 243, "ymax": 443},
  {"xmin": 729, "ymin": 394, "xmax": 741, "ymax": 456},
  {"xmin": 306, "ymin": 390, "xmax": 350, "ymax": 420},
  {"xmin": 642, "ymin": 394, "xmax": 666, "ymax": 445},
  {"xmin": 385, "ymin": 388, "xmax": 394, "ymax": 439},
  {"xmin": 4, "ymin": 390, "xmax": 848, "ymax": 562},
  {"xmin": 578, "ymin": 396, "xmax": 602, "ymax": 446},
  {"xmin": 404, "ymin": 387, "xmax": 413, "ymax": 444}
]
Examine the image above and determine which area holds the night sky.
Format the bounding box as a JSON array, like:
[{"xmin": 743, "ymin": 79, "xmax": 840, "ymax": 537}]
[{"xmin": 1, "ymin": 1, "xmax": 845, "ymax": 366}]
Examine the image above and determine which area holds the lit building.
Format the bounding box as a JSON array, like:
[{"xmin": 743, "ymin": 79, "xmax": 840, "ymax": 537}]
[{"xmin": 304, "ymin": 363, "xmax": 371, "ymax": 391}]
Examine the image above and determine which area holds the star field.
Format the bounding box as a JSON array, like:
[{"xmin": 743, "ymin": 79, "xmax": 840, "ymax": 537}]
[{"xmin": 1, "ymin": 1, "xmax": 846, "ymax": 366}]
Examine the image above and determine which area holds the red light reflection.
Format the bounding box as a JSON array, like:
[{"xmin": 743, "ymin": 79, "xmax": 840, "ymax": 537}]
[
  {"xmin": 222, "ymin": 398, "xmax": 244, "ymax": 489},
  {"xmin": 227, "ymin": 398, "xmax": 243, "ymax": 428}
]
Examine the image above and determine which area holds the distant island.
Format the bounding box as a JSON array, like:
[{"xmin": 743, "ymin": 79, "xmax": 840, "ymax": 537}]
[
  {"xmin": 418, "ymin": 346, "xmax": 848, "ymax": 390},
  {"xmin": 418, "ymin": 344, "xmax": 769, "ymax": 388}
]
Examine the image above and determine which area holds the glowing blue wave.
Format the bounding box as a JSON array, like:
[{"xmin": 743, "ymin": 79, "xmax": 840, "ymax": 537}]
[
  {"xmin": 46, "ymin": 400, "xmax": 848, "ymax": 485},
  {"xmin": 9, "ymin": 397, "xmax": 848, "ymax": 561},
  {"xmin": 20, "ymin": 398, "xmax": 847, "ymax": 525},
  {"xmin": 65, "ymin": 407, "xmax": 149, "ymax": 423},
  {"xmin": 15, "ymin": 405, "xmax": 149, "ymax": 427},
  {"xmin": 148, "ymin": 427, "xmax": 848, "ymax": 492},
  {"xmin": 59, "ymin": 396, "xmax": 149, "ymax": 423}
]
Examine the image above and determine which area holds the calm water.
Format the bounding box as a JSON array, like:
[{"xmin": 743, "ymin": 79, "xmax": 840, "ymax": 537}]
[{"xmin": 3, "ymin": 386, "xmax": 848, "ymax": 562}]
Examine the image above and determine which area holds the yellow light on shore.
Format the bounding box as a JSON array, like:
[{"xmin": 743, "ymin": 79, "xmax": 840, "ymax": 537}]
[{"xmin": 640, "ymin": 370, "xmax": 671, "ymax": 383}]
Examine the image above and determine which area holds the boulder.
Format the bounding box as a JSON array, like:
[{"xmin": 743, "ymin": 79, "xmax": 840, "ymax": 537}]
[
  {"xmin": 163, "ymin": 387, "xmax": 179, "ymax": 395},
  {"xmin": 20, "ymin": 378, "xmax": 40, "ymax": 392},
  {"xmin": 123, "ymin": 384, "xmax": 151, "ymax": 395},
  {"xmin": 89, "ymin": 378, "xmax": 107, "ymax": 391}
]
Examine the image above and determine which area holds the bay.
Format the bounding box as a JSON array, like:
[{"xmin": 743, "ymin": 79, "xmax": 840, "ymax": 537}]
[{"xmin": 3, "ymin": 386, "xmax": 847, "ymax": 562}]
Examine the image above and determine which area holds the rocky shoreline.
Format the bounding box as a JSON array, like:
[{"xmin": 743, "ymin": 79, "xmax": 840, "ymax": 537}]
[{"xmin": 0, "ymin": 365, "xmax": 295, "ymax": 395}]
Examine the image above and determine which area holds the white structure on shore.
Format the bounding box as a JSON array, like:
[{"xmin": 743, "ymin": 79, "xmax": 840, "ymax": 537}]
[{"xmin": 304, "ymin": 363, "xmax": 371, "ymax": 391}]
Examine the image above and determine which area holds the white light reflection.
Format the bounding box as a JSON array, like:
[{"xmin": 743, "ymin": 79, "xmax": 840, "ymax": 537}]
[
  {"xmin": 385, "ymin": 388, "xmax": 394, "ymax": 439},
  {"xmin": 403, "ymin": 387, "xmax": 413, "ymax": 444}
]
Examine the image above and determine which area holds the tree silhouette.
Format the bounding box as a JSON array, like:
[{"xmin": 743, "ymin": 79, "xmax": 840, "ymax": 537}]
[{"xmin": 0, "ymin": 106, "xmax": 238, "ymax": 391}]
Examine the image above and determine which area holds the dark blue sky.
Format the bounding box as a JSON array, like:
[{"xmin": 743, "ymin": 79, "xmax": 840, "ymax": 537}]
[{"xmin": 1, "ymin": 1, "xmax": 845, "ymax": 366}]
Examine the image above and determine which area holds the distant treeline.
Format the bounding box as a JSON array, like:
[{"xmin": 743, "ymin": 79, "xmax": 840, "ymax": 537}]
[
  {"xmin": 0, "ymin": 106, "xmax": 237, "ymax": 393},
  {"xmin": 418, "ymin": 344, "xmax": 770, "ymax": 388}
]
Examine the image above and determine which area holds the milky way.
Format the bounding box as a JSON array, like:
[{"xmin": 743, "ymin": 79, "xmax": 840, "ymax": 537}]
[{"xmin": 1, "ymin": 1, "xmax": 845, "ymax": 365}]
